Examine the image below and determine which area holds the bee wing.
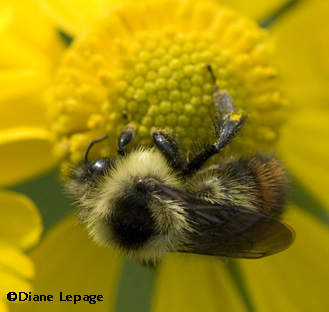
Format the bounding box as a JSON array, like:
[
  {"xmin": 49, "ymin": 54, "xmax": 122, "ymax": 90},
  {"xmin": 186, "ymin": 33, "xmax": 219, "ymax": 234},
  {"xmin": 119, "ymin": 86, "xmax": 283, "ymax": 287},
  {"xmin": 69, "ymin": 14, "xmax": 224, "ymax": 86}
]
[
  {"xmin": 180, "ymin": 201, "xmax": 294, "ymax": 258},
  {"xmin": 154, "ymin": 182, "xmax": 294, "ymax": 258}
]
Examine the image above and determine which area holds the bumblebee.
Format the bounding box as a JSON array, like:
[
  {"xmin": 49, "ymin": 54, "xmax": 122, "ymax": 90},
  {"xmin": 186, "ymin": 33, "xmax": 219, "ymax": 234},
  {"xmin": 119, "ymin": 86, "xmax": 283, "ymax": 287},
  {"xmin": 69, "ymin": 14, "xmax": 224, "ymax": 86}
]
[{"xmin": 65, "ymin": 65, "xmax": 294, "ymax": 265}]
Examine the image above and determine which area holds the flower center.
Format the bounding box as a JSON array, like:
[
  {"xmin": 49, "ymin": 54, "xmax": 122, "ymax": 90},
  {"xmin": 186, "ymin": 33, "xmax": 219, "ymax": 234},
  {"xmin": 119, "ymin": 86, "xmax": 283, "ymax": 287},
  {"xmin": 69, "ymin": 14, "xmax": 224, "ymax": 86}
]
[{"xmin": 50, "ymin": 0, "xmax": 286, "ymax": 163}]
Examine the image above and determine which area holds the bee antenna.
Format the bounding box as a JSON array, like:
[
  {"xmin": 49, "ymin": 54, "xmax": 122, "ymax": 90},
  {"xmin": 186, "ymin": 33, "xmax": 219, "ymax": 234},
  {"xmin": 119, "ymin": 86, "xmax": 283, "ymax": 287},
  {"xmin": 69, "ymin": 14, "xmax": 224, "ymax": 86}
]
[
  {"xmin": 84, "ymin": 135, "xmax": 109, "ymax": 163},
  {"xmin": 206, "ymin": 64, "xmax": 216, "ymax": 84}
]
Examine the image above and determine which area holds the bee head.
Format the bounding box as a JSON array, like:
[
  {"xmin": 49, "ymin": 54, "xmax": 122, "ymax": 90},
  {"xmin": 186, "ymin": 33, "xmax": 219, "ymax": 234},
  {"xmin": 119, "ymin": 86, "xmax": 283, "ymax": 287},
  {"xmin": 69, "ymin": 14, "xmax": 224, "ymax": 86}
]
[
  {"xmin": 109, "ymin": 176, "xmax": 158, "ymax": 250},
  {"xmin": 67, "ymin": 147, "xmax": 187, "ymax": 261}
]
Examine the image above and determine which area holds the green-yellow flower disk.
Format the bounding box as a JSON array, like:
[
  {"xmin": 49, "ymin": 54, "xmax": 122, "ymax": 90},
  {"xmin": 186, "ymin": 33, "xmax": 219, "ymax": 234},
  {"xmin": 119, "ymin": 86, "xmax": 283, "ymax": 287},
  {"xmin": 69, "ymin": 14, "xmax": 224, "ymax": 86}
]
[{"xmin": 50, "ymin": 0, "xmax": 286, "ymax": 162}]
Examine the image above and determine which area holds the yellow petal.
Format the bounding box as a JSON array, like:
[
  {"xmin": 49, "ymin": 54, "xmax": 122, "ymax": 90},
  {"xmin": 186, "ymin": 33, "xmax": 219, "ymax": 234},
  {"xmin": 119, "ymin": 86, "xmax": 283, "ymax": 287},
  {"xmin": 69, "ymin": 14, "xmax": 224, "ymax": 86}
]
[
  {"xmin": 0, "ymin": 69, "xmax": 47, "ymax": 103},
  {"xmin": 0, "ymin": 240, "xmax": 35, "ymax": 281},
  {"xmin": 0, "ymin": 0, "xmax": 64, "ymax": 64},
  {"xmin": 0, "ymin": 1, "xmax": 64, "ymax": 139},
  {"xmin": 152, "ymin": 254, "xmax": 245, "ymax": 312},
  {"xmin": 278, "ymin": 110, "xmax": 329, "ymax": 209},
  {"xmin": 1, "ymin": 268, "xmax": 32, "ymax": 312},
  {"xmin": 0, "ymin": 69, "xmax": 50, "ymax": 130},
  {"xmin": 0, "ymin": 32, "xmax": 50, "ymax": 72},
  {"xmin": 0, "ymin": 269, "xmax": 32, "ymax": 297},
  {"xmin": 40, "ymin": 0, "xmax": 119, "ymax": 35},
  {"xmin": 240, "ymin": 206, "xmax": 329, "ymax": 311},
  {"xmin": 273, "ymin": 1, "xmax": 329, "ymax": 208},
  {"xmin": 12, "ymin": 214, "xmax": 122, "ymax": 312},
  {"xmin": 0, "ymin": 128, "xmax": 57, "ymax": 186},
  {"xmin": 0, "ymin": 243, "xmax": 33, "ymax": 302},
  {"xmin": 219, "ymin": 0, "xmax": 287, "ymax": 20},
  {"xmin": 0, "ymin": 191, "xmax": 42, "ymax": 249},
  {"xmin": 0, "ymin": 6, "xmax": 12, "ymax": 32},
  {"xmin": 0, "ymin": 300, "xmax": 8, "ymax": 312},
  {"xmin": 273, "ymin": 1, "xmax": 329, "ymax": 112}
]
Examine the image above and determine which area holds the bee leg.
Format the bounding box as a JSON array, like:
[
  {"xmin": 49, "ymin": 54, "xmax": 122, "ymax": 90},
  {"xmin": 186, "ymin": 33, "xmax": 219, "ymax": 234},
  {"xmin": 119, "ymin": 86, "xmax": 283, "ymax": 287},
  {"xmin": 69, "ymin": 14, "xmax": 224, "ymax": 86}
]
[
  {"xmin": 207, "ymin": 64, "xmax": 246, "ymax": 143},
  {"xmin": 182, "ymin": 65, "xmax": 246, "ymax": 175},
  {"xmin": 206, "ymin": 64, "xmax": 236, "ymax": 116},
  {"xmin": 152, "ymin": 131, "xmax": 185, "ymax": 171},
  {"xmin": 118, "ymin": 124, "xmax": 135, "ymax": 156}
]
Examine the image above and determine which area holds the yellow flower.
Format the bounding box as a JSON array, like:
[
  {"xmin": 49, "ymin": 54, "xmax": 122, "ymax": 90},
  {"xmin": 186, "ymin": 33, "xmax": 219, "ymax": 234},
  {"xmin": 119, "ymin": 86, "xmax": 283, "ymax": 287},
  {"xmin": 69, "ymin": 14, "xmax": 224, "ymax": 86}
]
[
  {"xmin": 0, "ymin": 0, "xmax": 64, "ymax": 186},
  {"xmin": 50, "ymin": 0, "xmax": 285, "ymax": 163},
  {"xmin": 0, "ymin": 2, "xmax": 56, "ymax": 312},
  {"xmin": 3, "ymin": 0, "xmax": 329, "ymax": 311},
  {"xmin": 0, "ymin": 191, "xmax": 42, "ymax": 312}
]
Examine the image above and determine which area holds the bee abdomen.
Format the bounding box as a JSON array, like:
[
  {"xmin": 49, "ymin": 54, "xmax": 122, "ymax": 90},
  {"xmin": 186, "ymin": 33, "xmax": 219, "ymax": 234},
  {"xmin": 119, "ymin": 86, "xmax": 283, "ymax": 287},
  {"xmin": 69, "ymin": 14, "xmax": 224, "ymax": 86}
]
[{"xmin": 247, "ymin": 154, "xmax": 287, "ymax": 216}]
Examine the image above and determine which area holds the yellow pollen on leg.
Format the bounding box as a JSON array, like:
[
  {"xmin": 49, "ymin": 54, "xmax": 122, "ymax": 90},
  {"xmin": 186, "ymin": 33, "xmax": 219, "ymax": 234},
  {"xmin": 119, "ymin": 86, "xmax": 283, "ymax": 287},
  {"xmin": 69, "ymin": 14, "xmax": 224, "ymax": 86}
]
[{"xmin": 229, "ymin": 113, "xmax": 243, "ymax": 122}]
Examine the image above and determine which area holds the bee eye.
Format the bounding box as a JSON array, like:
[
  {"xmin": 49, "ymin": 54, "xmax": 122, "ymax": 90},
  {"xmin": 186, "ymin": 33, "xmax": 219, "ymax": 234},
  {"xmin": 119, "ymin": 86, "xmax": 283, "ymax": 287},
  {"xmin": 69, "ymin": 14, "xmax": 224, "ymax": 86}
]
[{"xmin": 88, "ymin": 158, "xmax": 114, "ymax": 177}]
